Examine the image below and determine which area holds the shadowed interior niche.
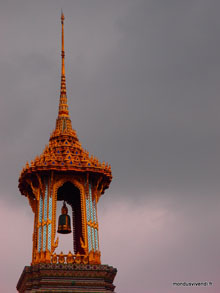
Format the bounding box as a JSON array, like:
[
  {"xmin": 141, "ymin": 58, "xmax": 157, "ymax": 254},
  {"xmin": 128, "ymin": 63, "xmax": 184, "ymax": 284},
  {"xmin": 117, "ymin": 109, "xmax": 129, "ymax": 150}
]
[{"xmin": 57, "ymin": 181, "xmax": 84, "ymax": 254}]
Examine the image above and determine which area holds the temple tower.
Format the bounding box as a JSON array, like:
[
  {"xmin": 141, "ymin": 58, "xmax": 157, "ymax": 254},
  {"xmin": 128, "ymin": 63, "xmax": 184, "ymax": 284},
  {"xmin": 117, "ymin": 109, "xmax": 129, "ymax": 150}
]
[{"xmin": 17, "ymin": 13, "xmax": 117, "ymax": 293}]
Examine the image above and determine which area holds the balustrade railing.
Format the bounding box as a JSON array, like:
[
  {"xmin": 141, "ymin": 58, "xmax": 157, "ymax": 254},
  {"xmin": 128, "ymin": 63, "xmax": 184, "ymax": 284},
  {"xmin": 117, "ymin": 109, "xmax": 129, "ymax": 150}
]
[{"xmin": 51, "ymin": 251, "xmax": 101, "ymax": 264}]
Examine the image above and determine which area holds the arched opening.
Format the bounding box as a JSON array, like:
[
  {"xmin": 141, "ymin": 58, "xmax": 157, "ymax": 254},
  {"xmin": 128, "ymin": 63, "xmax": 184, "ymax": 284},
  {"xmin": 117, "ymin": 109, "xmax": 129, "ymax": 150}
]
[{"xmin": 57, "ymin": 181, "xmax": 84, "ymax": 254}]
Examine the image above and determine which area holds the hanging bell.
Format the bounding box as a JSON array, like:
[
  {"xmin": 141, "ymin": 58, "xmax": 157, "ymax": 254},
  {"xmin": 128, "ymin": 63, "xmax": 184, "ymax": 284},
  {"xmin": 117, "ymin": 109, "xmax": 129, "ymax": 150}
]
[{"xmin": 57, "ymin": 202, "xmax": 71, "ymax": 234}]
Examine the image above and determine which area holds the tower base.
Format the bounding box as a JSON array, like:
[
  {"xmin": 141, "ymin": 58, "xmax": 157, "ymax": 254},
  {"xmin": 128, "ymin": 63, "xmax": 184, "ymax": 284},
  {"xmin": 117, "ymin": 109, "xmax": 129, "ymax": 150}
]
[{"xmin": 17, "ymin": 263, "xmax": 117, "ymax": 292}]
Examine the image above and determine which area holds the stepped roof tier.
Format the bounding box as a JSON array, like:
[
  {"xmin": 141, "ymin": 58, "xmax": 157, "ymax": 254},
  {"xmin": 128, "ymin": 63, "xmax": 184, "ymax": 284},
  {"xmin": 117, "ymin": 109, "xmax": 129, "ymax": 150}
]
[{"xmin": 18, "ymin": 12, "xmax": 112, "ymax": 198}]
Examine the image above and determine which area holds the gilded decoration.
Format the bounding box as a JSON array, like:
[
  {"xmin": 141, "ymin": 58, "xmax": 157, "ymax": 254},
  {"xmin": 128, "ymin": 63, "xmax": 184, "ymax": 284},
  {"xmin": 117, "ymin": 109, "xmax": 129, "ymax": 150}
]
[{"xmin": 18, "ymin": 12, "xmax": 109, "ymax": 266}]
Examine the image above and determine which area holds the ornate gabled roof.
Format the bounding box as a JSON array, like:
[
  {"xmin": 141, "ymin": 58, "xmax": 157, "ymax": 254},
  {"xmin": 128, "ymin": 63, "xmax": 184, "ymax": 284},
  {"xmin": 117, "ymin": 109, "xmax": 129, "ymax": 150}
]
[{"xmin": 19, "ymin": 12, "xmax": 112, "ymax": 196}]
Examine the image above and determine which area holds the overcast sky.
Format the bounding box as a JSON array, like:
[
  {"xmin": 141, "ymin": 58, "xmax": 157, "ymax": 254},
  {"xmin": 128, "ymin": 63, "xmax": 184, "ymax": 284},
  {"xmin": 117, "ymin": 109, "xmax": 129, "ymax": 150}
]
[{"xmin": 0, "ymin": 1, "xmax": 220, "ymax": 292}]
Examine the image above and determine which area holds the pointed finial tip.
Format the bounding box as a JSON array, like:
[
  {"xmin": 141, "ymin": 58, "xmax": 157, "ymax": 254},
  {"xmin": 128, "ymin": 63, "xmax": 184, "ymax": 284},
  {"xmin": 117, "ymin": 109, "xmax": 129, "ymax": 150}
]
[{"xmin": 61, "ymin": 9, "xmax": 65, "ymax": 21}]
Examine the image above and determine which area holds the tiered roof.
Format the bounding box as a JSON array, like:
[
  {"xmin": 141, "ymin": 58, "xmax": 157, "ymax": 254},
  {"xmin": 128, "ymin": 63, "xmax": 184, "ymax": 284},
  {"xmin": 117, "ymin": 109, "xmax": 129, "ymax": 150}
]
[{"xmin": 19, "ymin": 12, "xmax": 112, "ymax": 196}]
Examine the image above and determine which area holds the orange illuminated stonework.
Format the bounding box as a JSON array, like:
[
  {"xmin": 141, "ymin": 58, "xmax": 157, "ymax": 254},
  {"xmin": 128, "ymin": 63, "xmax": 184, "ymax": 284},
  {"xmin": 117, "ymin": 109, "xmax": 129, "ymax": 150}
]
[{"xmin": 17, "ymin": 13, "xmax": 117, "ymax": 293}]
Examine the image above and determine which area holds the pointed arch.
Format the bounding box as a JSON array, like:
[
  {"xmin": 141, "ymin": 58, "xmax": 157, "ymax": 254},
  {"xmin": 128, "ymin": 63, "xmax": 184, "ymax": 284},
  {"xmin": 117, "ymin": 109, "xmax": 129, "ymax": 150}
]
[{"xmin": 52, "ymin": 176, "xmax": 87, "ymax": 254}]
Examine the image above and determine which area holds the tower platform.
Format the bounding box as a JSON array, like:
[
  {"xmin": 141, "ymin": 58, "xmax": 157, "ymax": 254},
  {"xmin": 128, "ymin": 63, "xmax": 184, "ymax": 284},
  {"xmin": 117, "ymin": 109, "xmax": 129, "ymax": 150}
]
[{"xmin": 17, "ymin": 263, "xmax": 117, "ymax": 292}]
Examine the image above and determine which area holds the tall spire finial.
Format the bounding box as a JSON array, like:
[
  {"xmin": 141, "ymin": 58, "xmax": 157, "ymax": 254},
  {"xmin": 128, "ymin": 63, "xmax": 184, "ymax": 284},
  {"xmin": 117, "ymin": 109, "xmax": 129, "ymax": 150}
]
[
  {"xmin": 61, "ymin": 10, "xmax": 65, "ymax": 78},
  {"xmin": 56, "ymin": 11, "xmax": 72, "ymax": 132},
  {"xmin": 53, "ymin": 12, "xmax": 72, "ymax": 133}
]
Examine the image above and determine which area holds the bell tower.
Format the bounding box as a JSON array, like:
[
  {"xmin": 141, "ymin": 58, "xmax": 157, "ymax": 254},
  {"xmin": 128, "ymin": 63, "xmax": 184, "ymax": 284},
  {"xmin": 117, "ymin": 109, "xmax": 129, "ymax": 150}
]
[{"xmin": 17, "ymin": 13, "xmax": 117, "ymax": 293}]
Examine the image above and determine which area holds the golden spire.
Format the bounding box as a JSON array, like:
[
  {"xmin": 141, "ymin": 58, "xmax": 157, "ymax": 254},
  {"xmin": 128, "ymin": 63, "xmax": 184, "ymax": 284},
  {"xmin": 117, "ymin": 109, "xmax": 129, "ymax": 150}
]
[
  {"xmin": 61, "ymin": 10, "xmax": 65, "ymax": 88},
  {"xmin": 55, "ymin": 11, "xmax": 72, "ymax": 132}
]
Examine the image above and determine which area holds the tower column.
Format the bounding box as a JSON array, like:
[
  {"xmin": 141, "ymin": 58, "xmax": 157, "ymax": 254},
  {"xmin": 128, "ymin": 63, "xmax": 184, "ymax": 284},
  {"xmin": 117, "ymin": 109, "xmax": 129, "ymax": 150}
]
[{"xmin": 32, "ymin": 176, "xmax": 54, "ymax": 264}]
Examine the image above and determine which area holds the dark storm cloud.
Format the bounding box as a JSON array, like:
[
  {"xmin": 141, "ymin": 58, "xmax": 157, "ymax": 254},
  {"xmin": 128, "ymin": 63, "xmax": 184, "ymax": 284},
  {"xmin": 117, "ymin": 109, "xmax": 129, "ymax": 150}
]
[{"xmin": 0, "ymin": 1, "xmax": 220, "ymax": 292}]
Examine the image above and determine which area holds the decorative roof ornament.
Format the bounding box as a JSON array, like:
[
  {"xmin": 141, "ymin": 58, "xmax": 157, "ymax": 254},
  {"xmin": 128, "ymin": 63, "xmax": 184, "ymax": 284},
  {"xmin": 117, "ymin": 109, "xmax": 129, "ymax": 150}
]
[{"xmin": 56, "ymin": 10, "xmax": 71, "ymax": 132}]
